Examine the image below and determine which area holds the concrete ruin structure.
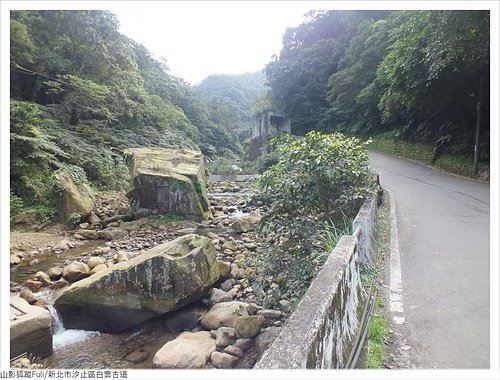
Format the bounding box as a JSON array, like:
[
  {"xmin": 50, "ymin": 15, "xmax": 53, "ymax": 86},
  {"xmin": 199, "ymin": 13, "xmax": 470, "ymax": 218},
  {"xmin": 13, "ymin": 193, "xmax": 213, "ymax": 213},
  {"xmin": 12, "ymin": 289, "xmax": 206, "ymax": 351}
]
[{"xmin": 252, "ymin": 111, "xmax": 291, "ymax": 139}]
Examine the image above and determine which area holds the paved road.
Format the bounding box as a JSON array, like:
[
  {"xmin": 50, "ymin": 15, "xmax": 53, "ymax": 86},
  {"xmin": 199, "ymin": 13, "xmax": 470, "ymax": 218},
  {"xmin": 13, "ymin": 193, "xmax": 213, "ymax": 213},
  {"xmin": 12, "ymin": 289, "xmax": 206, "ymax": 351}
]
[{"xmin": 368, "ymin": 150, "xmax": 490, "ymax": 369}]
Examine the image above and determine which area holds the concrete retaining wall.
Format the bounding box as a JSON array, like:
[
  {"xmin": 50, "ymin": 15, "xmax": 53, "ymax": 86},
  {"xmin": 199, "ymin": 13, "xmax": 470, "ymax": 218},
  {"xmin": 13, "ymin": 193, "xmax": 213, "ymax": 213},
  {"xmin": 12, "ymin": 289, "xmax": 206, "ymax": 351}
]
[
  {"xmin": 254, "ymin": 196, "xmax": 378, "ymax": 369},
  {"xmin": 352, "ymin": 197, "xmax": 378, "ymax": 266}
]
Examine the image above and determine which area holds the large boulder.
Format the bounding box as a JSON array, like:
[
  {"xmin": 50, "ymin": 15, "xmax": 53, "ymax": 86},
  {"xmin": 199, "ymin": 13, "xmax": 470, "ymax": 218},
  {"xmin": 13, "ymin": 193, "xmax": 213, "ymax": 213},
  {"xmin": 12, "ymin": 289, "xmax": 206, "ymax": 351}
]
[
  {"xmin": 54, "ymin": 234, "xmax": 220, "ymax": 333},
  {"xmin": 55, "ymin": 169, "xmax": 95, "ymax": 220},
  {"xmin": 124, "ymin": 147, "xmax": 211, "ymax": 220},
  {"xmin": 10, "ymin": 295, "xmax": 52, "ymax": 358},
  {"xmin": 152, "ymin": 331, "xmax": 216, "ymax": 369}
]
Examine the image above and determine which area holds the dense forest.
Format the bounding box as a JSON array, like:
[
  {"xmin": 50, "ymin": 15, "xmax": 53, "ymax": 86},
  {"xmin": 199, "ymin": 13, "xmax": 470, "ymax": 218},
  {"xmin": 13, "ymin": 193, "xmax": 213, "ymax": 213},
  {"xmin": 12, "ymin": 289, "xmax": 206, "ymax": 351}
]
[
  {"xmin": 10, "ymin": 10, "xmax": 249, "ymax": 216},
  {"xmin": 10, "ymin": 9, "xmax": 490, "ymax": 220},
  {"xmin": 265, "ymin": 10, "xmax": 490, "ymax": 169}
]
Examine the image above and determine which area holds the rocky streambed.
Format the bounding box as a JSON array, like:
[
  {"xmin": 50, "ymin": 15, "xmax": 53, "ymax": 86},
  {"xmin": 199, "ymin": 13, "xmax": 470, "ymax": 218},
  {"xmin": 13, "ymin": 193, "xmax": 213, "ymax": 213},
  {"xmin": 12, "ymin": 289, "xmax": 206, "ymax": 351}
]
[{"xmin": 10, "ymin": 178, "xmax": 288, "ymax": 369}]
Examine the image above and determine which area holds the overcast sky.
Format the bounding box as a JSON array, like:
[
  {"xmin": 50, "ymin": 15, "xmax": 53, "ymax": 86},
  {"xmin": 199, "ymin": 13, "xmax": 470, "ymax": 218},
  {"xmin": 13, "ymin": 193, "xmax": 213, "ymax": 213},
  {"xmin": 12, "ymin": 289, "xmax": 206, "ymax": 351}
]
[{"xmin": 109, "ymin": 2, "xmax": 313, "ymax": 84}]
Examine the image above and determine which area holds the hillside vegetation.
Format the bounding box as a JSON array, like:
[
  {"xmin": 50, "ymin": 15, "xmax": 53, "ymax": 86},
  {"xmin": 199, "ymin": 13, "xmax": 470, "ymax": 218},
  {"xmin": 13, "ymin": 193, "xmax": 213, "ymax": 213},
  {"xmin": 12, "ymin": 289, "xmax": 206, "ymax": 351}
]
[
  {"xmin": 194, "ymin": 71, "xmax": 267, "ymax": 142},
  {"xmin": 10, "ymin": 10, "xmax": 245, "ymax": 218},
  {"xmin": 265, "ymin": 10, "xmax": 490, "ymax": 177}
]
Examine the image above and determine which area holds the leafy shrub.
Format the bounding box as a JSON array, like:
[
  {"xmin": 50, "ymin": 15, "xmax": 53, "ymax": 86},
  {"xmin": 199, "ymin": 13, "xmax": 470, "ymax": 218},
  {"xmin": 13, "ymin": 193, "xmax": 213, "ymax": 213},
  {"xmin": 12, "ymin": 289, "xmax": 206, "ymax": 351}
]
[
  {"xmin": 10, "ymin": 192, "xmax": 25, "ymax": 217},
  {"xmin": 251, "ymin": 150, "xmax": 279, "ymax": 174},
  {"xmin": 67, "ymin": 212, "xmax": 82, "ymax": 228},
  {"xmin": 255, "ymin": 131, "xmax": 376, "ymax": 252},
  {"xmin": 36, "ymin": 205, "xmax": 58, "ymax": 223}
]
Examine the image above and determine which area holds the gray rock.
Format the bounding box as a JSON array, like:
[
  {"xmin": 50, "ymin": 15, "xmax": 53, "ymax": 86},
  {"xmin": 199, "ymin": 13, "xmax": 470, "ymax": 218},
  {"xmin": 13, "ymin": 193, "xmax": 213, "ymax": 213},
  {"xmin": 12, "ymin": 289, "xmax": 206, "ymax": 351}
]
[
  {"xmin": 98, "ymin": 227, "xmax": 128, "ymax": 240},
  {"xmin": 87, "ymin": 212, "xmax": 101, "ymax": 225},
  {"xmin": 210, "ymin": 351, "xmax": 238, "ymax": 369},
  {"xmin": 125, "ymin": 147, "xmax": 211, "ymax": 220},
  {"xmin": 210, "ymin": 288, "xmax": 233, "ymax": 304},
  {"xmin": 278, "ymin": 299, "xmax": 292, "ymax": 314},
  {"xmin": 224, "ymin": 344, "xmax": 243, "ymax": 358},
  {"xmin": 55, "ymin": 169, "xmax": 95, "ymax": 220},
  {"xmin": 87, "ymin": 257, "xmax": 106, "ymax": 270},
  {"xmin": 76, "ymin": 229, "xmax": 100, "ymax": 240},
  {"xmin": 257, "ymin": 309, "xmax": 283, "ymax": 319},
  {"xmin": 234, "ymin": 338, "xmax": 254, "ymax": 352},
  {"xmin": 234, "ymin": 315, "xmax": 265, "ymax": 338},
  {"xmin": 222, "ymin": 241, "xmax": 237, "ymax": 251},
  {"xmin": 200, "ymin": 301, "xmax": 249, "ymax": 330},
  {"xmin": 221, "ymin": 278, "xmax": 236, "ymax": 292},
  {"xmin": 62, "ymin": 262, "xmax": 91, "ymax": 283},
  {"xmin": 152, "ymin": 331, "xmax": 216, "ymax": 369},
  {"xmin": 34, "ymin": 271, "xmax": 52, "ymax": 287},
  {"xmin": 255, "ymin": 327, "xmax": 281, "ymax": 356},
  {"xmin": 215, "ymin": 326, "xmax": 237, "ymax": 348},
  {"xmin": 55, "ymin": 234, "xmax": 219, "ymax": 333},
  {"xmin": 247, "ymin": 302, "xmax": 263, "ymax": 315},
  {"xmin": 217, "ymin": 260, "xmax": 231, "ymax": 278},
  {"xmin": 47, "ymin": 267, "xmax": 64, "ymax": 281},
  {"xmin": 10, "ymin": 295, "xmax": 52, "ymax": 358},
  {"xmin": 230, "ymin": 263, "xmax": 242, "ymax": 279}
]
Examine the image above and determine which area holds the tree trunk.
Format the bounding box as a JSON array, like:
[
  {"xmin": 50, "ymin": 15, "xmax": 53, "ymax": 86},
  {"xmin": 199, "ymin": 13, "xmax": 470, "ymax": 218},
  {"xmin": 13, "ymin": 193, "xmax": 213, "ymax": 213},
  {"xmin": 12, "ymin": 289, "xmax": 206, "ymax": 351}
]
[
  {"xmin": 70, "ymin": 107, "xmax": 80, "ymax": 126},
  {"xmin": 472, "ymin": 75, "xmax": 484, "ymax": 176}
]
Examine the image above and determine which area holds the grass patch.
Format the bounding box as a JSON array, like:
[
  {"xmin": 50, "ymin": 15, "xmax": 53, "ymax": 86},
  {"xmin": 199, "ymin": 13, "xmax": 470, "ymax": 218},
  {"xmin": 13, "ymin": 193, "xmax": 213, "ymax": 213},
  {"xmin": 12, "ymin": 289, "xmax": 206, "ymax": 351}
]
[
  {"xmin": 366, "ymin": 298, "xmax": 389, "ymax": 368},
  {"xmin": 366, "ymin": 135, "xmax": 489, "ymax": 180},
  {"xmin": 320, "ymin": 216, "xmax": 353, "ymax": 252},
  {"xmin": 364, "ymin": 190, "xmax": 391, "ymax": 368}
]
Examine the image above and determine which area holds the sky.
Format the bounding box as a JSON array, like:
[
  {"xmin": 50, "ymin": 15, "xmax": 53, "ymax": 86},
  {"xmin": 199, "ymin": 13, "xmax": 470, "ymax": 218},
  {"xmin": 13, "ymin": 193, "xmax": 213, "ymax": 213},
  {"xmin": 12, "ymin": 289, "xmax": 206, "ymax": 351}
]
[{"xmin": 109, "ymin": 2, "xmax": 313, "ymax": 85}]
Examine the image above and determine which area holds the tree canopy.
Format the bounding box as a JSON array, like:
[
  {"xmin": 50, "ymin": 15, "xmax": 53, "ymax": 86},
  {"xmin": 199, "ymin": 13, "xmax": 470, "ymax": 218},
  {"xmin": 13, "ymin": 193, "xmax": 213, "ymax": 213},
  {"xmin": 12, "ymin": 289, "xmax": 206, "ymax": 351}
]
[
  {"xmin": 265, "ymin": 10, "xmax": 490, "ymax": 162},
  {"xmin": 10, "ymin": 10, "xmax": 246, "ymax": 210}
]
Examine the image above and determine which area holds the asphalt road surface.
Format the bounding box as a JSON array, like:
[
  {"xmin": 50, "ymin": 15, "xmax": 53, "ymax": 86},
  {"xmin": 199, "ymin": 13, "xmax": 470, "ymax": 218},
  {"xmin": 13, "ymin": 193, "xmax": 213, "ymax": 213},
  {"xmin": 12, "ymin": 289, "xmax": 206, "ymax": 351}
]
[{"xmin": 369, "ymin": 150, "xmax": 490, "ymax": 369}]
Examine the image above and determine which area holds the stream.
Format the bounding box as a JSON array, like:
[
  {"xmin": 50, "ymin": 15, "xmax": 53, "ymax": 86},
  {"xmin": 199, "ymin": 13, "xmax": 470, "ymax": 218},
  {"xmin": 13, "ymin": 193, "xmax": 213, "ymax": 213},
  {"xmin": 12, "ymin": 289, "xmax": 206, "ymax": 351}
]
[{"xmin": 11, "ymin": 181, "xmax": 257, "ymax": 369}]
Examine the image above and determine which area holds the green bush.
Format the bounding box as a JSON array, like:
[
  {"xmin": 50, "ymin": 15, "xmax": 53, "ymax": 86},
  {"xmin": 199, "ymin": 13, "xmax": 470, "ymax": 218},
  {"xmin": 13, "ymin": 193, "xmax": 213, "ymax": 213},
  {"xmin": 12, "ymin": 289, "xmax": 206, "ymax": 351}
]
[
  {"xmin": 255, "ymin": 131, "xmax": 376, "ymax": 252},
  {"xmin": 10, "ymin": 192, "xmax": 25, "ymax": 217},
  {"xmin": 67, "ymin": 212, "xmax": 82, "ymax": 228}
]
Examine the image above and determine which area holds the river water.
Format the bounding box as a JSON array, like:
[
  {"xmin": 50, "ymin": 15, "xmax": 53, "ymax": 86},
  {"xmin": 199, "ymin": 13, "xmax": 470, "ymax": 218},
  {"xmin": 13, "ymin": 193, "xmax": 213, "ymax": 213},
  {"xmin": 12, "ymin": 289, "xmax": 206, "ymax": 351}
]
[
  {"xmin": 35, "ymin": 289, "xmax": 175, "ymax": 369},
  {"xmin": 11, "ymin": 242, "xmax": 176, "ymax": 369},
  {"xmin": 12, "ymin": 184, "xmax": 254, "ymax": 368}
]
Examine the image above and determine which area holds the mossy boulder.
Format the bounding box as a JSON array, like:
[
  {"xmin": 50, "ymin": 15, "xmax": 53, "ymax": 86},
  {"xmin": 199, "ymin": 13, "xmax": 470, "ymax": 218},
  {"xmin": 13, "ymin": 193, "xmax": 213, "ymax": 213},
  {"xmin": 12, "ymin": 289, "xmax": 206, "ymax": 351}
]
[
  {"xmin": 54, "ymin": 234, "xmax": 220, "ymax": 333},
  {"xmin": 124, "ymin": 148, "xmax": 211, "ymax": 220},
  {"xmin": 55, "ymin": 169, "xmax": 95, "ymax": 220}
]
